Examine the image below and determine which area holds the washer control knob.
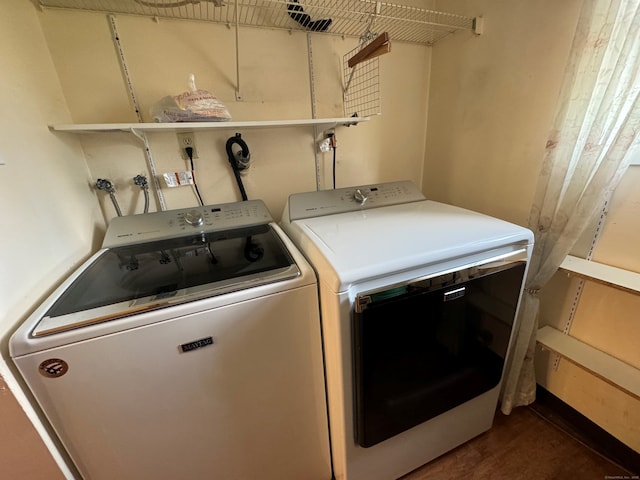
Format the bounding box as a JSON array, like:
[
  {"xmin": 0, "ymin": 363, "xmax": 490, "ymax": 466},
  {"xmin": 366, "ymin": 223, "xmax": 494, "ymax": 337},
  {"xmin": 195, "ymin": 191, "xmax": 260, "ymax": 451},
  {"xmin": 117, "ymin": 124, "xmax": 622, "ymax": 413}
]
[
  {"xmin": 184, "ymin": 210, "xmax": 204, "ymax": 226},
  {"xmin": 353, "ymin": 189, "xmax": 368, "ymax": 205}
]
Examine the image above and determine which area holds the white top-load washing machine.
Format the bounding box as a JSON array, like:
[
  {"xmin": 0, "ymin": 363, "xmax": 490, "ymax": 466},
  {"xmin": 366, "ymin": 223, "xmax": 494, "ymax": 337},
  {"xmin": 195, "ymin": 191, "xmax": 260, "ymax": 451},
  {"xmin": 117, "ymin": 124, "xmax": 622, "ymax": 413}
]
[
  {"xmin": 281, "ymin": 180, "xmax": 534, "ymax": 480},
  {"xmin": 11, "ymin": 200, "xmax": 331, "ymax": 480}
]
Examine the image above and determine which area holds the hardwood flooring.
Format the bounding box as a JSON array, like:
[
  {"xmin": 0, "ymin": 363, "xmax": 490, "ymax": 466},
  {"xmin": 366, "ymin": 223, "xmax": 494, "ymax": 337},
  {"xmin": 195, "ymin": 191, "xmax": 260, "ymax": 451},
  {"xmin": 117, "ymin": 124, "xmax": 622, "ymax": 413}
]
[{"xmin": 399, "ymin": 406, "xmax": 634, "ymax": 480}]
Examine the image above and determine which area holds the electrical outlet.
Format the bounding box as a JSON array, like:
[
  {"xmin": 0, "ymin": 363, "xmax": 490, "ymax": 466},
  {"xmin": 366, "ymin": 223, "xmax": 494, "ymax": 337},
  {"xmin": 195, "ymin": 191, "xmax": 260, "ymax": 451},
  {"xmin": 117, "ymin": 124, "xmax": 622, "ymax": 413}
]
[
  {"xmin": 318, "ymin": 128, "xmax": 336, "ymax": 152},
  {"xmin": 318, "ymin": 138, "xmax": 331, "ymax": 153},
  {"xmin": 177, "ymin": 132, "xmax": 198, "ymax": 160}
]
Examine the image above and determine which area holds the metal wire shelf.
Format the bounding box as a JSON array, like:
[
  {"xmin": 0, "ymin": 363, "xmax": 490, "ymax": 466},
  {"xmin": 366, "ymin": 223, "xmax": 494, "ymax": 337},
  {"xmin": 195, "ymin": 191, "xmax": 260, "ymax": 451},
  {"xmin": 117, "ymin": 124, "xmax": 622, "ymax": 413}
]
[
  {"xmin": 343, "ymin": 40, "xmax": 381, "ymax": 118},
  {"xmin": 37, "ymin": 0, "xmax": 477, "ymax": 46}
]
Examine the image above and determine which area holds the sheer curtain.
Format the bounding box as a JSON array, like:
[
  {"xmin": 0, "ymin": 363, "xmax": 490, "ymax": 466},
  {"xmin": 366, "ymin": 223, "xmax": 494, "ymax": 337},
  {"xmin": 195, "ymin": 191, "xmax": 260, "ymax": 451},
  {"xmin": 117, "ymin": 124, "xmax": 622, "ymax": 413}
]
[{"xmin": 501, "ymin": 0, "xmax": 640, "ymax": 414}]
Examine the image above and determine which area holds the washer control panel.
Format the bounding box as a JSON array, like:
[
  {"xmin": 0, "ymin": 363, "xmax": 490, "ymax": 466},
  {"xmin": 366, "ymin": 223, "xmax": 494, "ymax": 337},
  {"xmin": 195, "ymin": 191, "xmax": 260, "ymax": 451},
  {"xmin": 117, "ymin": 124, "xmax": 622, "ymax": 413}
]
[
  {"xmin": 286, "ymin": 180, "xmax": 426, "ymax": 221},
  {"xmin": 102, "ymin": 199, "xmax": 272, "ymax": 247}
]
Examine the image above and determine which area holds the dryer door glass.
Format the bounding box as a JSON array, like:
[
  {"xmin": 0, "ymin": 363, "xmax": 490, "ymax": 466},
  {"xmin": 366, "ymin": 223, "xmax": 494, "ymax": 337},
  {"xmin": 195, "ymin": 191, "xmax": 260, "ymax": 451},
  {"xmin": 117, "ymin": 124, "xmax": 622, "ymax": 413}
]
[{"xmin": 353, "ymin": 255, "xmax": 527, "ymax": 448}]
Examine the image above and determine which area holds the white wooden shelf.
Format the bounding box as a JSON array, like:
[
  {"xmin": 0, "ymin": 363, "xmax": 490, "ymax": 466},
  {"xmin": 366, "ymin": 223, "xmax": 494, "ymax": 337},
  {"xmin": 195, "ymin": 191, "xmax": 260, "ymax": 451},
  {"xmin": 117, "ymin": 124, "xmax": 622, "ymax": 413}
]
[
  {"xmin": 537, "ymin": 325, "xmax": 640, "ymax": 401},
  {"xmin": 50, "ymin": 117, "xmax": 369, "ymax": 134},
  {"xmin": 38, "ymin": 0, "xmax": 479, "ymax": 46},
  {"xmin": 539, "ymin": 256, "xmax": 640, "ymax": 402},
  {"xmin": 559, "ymin": 255, "xmax": 640, "ymax": 296}
]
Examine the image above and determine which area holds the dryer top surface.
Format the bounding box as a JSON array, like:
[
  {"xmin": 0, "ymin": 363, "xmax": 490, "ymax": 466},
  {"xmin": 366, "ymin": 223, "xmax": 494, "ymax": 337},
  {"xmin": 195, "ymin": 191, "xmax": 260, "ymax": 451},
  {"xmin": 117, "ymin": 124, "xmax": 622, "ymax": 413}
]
[{"xmin": 289, "ymin": 200, "xmax": 533, "ymax": 292}]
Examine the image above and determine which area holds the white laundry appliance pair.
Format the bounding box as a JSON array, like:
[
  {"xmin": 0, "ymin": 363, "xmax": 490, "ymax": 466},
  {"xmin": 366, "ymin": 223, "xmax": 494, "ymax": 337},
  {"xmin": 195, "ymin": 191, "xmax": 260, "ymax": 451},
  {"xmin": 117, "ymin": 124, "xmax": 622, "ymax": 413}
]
[{"xmin": 11, "ymin": 180, "xmax": 532, "ymax": 480}]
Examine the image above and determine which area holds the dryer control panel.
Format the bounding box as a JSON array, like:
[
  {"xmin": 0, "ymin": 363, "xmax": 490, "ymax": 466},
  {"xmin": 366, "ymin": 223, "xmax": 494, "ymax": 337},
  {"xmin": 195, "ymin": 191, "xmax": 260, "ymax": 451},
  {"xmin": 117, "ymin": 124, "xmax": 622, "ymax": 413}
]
[
  {"xmin": 103, "ymin": 199, "xmax": 273, "ymax": 247},
  {"xmin": 286, "ymin": 180, "xmax": 426, "ymax": 221}
]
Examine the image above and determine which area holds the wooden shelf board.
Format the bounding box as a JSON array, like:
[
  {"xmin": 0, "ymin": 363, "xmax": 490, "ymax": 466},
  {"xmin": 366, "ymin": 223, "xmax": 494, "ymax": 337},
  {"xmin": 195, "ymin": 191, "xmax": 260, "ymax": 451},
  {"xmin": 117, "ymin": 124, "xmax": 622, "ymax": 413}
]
[
  {"xmin": 537, "ymin": 325, "xmax": 640, "ymax": 400},
  {"xmin": 559, "ymin": 255, "xmax": 640, "ymax": 295}
]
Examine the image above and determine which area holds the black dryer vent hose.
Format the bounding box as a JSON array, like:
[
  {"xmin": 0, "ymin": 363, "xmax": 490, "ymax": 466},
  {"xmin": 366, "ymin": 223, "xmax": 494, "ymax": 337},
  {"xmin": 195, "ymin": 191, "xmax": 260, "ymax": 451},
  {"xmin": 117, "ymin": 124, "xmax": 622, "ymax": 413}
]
[{"xmin": 225, "ymin": 133, "xmax": 250, "ymax": 202}]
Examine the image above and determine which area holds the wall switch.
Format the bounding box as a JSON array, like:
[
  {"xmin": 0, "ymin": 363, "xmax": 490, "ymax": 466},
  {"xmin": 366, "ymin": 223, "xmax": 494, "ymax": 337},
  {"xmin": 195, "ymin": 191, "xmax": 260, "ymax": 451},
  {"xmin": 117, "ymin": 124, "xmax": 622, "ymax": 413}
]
[
  {"xmin": 0, "ymin": 152, "xmax": 5, "ymax": 165},
  {"xmin": 177, "ymin": 132, "xmax": 198, "ymax": 160}
]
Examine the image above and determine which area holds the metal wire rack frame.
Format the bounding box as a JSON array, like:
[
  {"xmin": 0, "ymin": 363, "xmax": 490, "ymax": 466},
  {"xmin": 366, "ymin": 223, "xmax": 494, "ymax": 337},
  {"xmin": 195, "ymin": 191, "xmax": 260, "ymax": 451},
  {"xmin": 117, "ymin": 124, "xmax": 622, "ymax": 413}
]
[
  {"xmin": 37, "ymin": 0, "xmax": 477, "ymax": 46},
  {"xmin": 343, "ymin": 41, "xmax": 381, "ymax": 118}
]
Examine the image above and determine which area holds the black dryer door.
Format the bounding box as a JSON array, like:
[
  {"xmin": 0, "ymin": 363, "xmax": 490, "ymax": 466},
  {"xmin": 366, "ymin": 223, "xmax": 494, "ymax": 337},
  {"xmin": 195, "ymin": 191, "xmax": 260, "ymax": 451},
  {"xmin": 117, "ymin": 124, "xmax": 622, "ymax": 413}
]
[{"xmin": 353, "ymin": 252, "xmax": 527, "ymax": 447}]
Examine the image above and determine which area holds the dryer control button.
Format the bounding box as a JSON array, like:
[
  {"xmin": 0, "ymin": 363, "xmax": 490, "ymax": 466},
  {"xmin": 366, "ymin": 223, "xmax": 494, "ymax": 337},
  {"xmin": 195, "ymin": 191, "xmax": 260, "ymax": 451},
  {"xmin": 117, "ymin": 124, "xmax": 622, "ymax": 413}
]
[{"xmin": 184, "ymin": 210, "xmax": 204, "ymax": 226}]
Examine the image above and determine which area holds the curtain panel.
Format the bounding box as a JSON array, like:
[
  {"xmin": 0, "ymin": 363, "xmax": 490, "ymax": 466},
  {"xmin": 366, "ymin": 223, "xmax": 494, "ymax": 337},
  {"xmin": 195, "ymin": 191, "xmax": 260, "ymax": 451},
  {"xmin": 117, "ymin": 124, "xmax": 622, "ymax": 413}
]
[{"xmin": 501, "ymin": 0, "xmax": 640, "ymax": 413}]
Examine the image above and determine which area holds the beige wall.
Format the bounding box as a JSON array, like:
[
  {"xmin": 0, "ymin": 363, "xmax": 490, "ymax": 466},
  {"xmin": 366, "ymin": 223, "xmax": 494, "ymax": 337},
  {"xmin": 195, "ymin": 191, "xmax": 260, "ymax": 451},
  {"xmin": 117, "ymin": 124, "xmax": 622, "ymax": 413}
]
[
  {"xmin": 0, "ymin": 2, "xmax": 102, "ymax": 478},
  {"xmin": 426, "ymin": 0, "xmax": 583, "ymax": 225},
  {"xmin": 2, "ymin": 0, "xmax": 637, "ymax": 476},
  {"xmin": 0, "ymin": 3, "xmax": 103, "ymax": 338},
  {"xmin": 38, "ymin": 9, "xmax": 430, "ymax": 219}
]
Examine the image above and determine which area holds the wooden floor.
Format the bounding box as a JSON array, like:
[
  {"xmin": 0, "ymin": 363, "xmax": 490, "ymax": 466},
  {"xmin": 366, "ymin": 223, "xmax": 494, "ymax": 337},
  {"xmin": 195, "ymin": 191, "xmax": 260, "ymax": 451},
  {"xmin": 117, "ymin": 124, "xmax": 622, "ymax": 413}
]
[{"xmin": 400, "ymin": 406, "xmax": 633, "ymax": 480}]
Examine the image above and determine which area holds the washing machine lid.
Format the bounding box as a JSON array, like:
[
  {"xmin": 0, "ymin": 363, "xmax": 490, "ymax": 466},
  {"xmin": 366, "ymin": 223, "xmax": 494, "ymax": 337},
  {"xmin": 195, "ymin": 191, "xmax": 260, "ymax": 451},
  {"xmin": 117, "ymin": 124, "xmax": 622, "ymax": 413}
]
[
  {"xmin": 33, "ymin": 222, "xmax": 299, "ymax": 337},
  {"xmin": 291, "ymin": 200, "xmax": 534, "ymax": 292}
]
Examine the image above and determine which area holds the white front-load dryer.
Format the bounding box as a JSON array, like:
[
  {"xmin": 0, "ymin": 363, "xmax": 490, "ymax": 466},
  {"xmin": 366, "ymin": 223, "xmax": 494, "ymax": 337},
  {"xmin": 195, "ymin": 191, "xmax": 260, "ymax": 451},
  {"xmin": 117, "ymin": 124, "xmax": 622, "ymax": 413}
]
[{"xmin": 281, "ymin": 180, "xmax": 534, "ymax": 480}]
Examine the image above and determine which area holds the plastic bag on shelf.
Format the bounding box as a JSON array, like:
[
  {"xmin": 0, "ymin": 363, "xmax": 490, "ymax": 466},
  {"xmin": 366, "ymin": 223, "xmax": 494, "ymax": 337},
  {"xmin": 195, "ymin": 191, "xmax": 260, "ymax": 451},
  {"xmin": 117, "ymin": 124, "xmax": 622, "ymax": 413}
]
[{"xmin": 150, "ymin": 74, "xmax": 231, "ymax": 123}]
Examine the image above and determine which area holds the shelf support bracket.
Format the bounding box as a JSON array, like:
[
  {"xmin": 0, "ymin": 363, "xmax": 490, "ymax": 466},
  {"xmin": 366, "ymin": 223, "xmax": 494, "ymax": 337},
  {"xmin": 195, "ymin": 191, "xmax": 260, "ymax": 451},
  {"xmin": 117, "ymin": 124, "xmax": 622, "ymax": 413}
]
[
  {"xmin": 108, "ymin": 15, "xmax": 143, "ymax": 122},
  {"xmin": 233, "ymin": 0, "xmax": 242, "ymax": 101},
  {"xmin": 552, "ymin": 197, "xmax": 611, "ymax": 370},
  {"xmin": 129, "ymin": 128, "xmax": 167, "ymax": 211}
]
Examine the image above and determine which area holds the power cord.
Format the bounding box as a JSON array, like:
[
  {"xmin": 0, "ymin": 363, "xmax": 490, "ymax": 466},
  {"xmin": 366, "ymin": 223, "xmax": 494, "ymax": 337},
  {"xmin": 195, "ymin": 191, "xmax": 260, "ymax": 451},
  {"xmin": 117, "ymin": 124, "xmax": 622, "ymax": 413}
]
[
  {"xmin": 184, "ymin": 146, "xmax": 217, "ymax": 264},
  {"xmin": 185, "ymin": 146, "xmax": 205, "ymax": 206}
]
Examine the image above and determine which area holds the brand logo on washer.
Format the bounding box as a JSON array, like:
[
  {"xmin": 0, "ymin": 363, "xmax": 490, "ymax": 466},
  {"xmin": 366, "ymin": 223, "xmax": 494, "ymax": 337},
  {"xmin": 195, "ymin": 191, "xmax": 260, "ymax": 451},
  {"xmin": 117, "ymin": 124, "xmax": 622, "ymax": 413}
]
[
  {"xmin": 39, "ymin": 359, "xmax": 69, "ymax": 378},
  {"xmin": 180, "ymin": 336, "xmax": 214, "ymax": 353}
]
